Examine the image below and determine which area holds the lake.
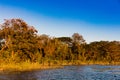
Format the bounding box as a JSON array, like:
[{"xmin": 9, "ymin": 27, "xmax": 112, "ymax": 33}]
[{"xmin": 0, "ymin": 65, "xmax": 120, "ymax": 80}]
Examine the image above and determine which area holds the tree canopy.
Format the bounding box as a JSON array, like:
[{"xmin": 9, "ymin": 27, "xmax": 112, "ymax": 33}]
[{"xmin": 0, "ymin": 18, "xmax": 119, "ymax": 64}]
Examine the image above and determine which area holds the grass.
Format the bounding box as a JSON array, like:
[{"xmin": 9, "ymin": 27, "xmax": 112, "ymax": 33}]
[
  {"xmin": 0, "ymin": 60, "xmax": 119, "ymax": 74},
  {"xmin": 0, "ymin": 61, "xmax": 62, "ymax": 74}
]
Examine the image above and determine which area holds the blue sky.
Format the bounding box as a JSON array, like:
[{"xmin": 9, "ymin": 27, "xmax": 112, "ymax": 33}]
[{"xmin": 0, "ymin": 0, "xmax": 120, "ymax": 43}]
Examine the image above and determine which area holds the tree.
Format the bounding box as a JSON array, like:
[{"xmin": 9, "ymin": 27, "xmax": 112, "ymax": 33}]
[
  {"xmin": 57, "ymin": 37, "xmax": 72, "ymax": 43},
  {"xmin": 71, "ymin": 33, "xmax": 86, "ymax": 60},
  {"xmin": 72, "ymin": 33, "xmax": 85, "ymax": 44},
  {"xmin": 0, "ymin": 19, "xmax": 38, "ymax": 62}
]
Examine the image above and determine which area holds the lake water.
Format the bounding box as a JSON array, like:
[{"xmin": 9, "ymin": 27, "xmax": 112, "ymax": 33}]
[{"xmin": 0, "ymin": 65, "xmax": 120, "ymax": 80}]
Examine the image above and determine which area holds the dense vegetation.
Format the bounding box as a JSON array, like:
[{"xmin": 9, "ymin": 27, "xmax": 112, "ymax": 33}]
[{"xmin": 0, "ymin": 19, "xmax": 120, "ymax": 66}]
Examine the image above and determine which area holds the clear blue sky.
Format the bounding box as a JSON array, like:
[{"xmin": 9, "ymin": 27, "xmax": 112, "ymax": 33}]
[{"xmin": 0, "ymin": 0, "xmax": 120, "ymax": 43}]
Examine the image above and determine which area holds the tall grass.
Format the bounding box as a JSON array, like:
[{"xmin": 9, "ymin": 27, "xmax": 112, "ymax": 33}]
[
  {"xmin": 0, "ymin": 59, "xmax": 119, "ymax": 73},
  {"xmin": 0, "ymin": 60, "xmax": 62, "ymax": 73}
]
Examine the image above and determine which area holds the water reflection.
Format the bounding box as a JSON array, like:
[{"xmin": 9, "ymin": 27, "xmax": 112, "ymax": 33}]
[
  {"xmin": 0, "ymin": 71, "xmax": 38, "ymax": 80},
  {"xmin": 0, "ymin": 65, "xmax": 120, "ymax": 80}
]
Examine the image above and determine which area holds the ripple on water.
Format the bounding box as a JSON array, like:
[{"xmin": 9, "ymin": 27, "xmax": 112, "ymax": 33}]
[{"xmin": 0, "ymin": 65, "xmax": 120, "ymax": 80}]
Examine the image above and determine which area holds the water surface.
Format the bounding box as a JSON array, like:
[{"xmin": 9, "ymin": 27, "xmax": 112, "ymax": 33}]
[{"xmin": 0, "ymin": 65, "xmax": 120, "ymax": 80}]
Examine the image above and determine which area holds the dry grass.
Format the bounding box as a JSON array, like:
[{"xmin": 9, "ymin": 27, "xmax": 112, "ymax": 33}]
[
  {"xmin": 0, "ymin": 60, "xmax": 119, "ymax": 74},
  {"xmin": 0, "ymin": 61, "xmax": 62, "ymax": 73}
]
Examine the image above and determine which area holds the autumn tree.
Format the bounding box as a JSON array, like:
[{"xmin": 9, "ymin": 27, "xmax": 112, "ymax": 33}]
[
  {"xmin": 0, "ymin": 18, "xmax": 119, "ymax": 64},
  {"xmin": 72, "ymin": 33, "xmax": 85, "ymax": 44},
  {"xmin": 71, "ymin": 33, "xmax": 86, "ymax": 60},
  {"xmin": 0, "ymin": 19, "xmax": 38, "ymax": 62}
]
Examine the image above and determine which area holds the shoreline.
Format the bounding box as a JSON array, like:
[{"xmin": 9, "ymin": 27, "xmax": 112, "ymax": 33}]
[{"xmin": 0, "ymin": 61, "xmax": 120, "ymax": 74}]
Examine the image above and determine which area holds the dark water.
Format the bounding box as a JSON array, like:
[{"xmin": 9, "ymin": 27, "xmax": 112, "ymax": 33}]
[{"xmin": 0, "ymin": 65, "xmax": 120, "ymax": 80}]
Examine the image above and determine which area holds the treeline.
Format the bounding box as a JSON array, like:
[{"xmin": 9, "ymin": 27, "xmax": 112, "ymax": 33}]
[{"xmin": 0, "ymin": 19, "xmax": 120, "ymax": 64}]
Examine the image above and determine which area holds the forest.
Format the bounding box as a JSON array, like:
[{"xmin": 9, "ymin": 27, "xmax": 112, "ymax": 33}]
[{"xmin": 0, "ymin": 19, "xmax": 120, "ymax": 67}]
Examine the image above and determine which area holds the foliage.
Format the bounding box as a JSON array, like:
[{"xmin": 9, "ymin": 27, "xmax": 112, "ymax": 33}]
[{"xmin": 0, "ymin": 18, "xmax": 120, "ymax": 65}]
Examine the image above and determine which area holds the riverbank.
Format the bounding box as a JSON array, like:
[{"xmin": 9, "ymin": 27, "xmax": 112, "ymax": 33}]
[
  {"xmin": 0, "ymin": 60, "xmax": 120, "ymax": 74},
  {"xmin": 0, "ymin": 61, "xmax": 62, "ymax": 74}
]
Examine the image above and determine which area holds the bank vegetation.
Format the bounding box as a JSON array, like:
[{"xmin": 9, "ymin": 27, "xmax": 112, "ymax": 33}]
[{"xmin": 0, "ymin": 19, "xmax": 120, "ymax": 72}]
